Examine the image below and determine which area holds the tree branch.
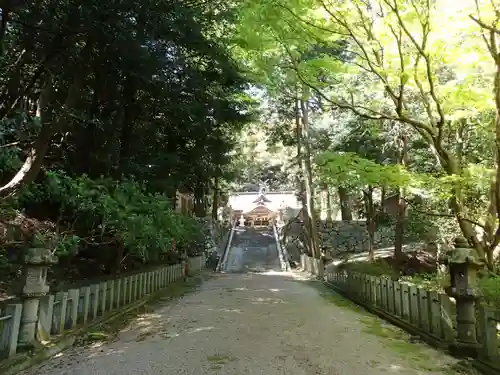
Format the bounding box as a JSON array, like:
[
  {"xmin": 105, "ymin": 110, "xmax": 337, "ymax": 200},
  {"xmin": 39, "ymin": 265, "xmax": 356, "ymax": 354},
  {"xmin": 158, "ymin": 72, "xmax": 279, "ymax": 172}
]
[
  {"xmin": 402, "ymin": 197, "xmax": 486, "ymax": 230},
  {"xmin": 384, "ymin": 0, "xmax": 446, "ymax": 129}
]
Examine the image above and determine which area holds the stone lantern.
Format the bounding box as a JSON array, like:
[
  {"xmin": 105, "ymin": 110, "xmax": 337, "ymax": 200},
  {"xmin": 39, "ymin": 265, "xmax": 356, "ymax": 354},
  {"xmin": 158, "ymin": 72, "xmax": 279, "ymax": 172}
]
[
  {"xmin": 18, "ymin": 248, "xmax": 58, "ymax": 349},
  {"xmin": 277, "ymin": 208, "xmax": 284, "ymax": 224},
  {"xmin": 443, "ymin": 236, "xmax": 483, "ymax": 355}
]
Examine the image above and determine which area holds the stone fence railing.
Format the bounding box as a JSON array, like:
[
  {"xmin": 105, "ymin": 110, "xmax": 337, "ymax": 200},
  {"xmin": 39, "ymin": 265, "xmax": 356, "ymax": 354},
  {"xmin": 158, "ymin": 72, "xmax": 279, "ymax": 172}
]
[
  {"xmin": 324, "ymin": 269, "xmax": 500, "ymax": 375},
  {"xmin": 299, "ymin": 254, "xmax": 324, "ymax": 277},
  {"xmin": 0, "ymin": 255, "xmax": 205, "ymax": 360}
]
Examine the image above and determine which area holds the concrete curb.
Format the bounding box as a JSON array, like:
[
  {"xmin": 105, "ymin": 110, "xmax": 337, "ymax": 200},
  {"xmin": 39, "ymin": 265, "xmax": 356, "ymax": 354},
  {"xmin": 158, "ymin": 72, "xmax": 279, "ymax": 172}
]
[{"xmin": 0, "ymin": 274, "xmax": 206, "ymax": 375}]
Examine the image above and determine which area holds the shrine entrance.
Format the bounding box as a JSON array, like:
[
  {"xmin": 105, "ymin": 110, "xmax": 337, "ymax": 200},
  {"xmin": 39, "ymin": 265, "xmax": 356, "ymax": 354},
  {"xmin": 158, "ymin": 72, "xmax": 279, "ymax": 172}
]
[
  {"xmin": 253, "ymin": 216, "xmax": 271, "ymax": 227},
  {"xmin": 243, "ymin": 205, "xmax": 275, "ymax": 227}
]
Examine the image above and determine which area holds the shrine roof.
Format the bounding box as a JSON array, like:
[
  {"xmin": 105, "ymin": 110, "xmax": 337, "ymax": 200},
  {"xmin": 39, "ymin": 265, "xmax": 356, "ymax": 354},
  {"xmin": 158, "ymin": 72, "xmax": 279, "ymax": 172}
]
[{"xmin": 227, "ymin": 191, "xmax": 301, "ymax": 213}]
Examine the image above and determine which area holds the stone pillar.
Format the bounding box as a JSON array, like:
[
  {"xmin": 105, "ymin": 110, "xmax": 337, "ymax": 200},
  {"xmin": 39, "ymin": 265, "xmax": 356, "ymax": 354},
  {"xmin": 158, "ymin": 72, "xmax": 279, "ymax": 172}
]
[
  {"xmin": 444, "ymin": 237, "xmax": 482, "ymax": 356},
  {"xmin": 18, "ymin": 248, "xmax": 57, "ymax": 350},
  {"xmin": 316, "ymin": 258, "xmax": 324, "ymax": 280}
]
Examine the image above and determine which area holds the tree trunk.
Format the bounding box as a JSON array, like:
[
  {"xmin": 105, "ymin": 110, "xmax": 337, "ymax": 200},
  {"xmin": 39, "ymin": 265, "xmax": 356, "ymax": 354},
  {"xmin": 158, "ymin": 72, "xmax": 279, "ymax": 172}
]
[
  {"xmin": 394, "ymin": 191, "xmax": 405, "ymax": 261},
  {"xmin": 76, "ymin": 60, "xmax": 107, "ymax": 176},
  {"xmin": 394, "ymin": 134, "xmax": 409, "ymax": 261},
  {"xmin": 211, "ymin": 177, "xmax": 219, "ymax": 221},
  {"xmin": 0, "ymin": 26, "xmax": 70, "ymax": 120},
  {"xmin": 440, "ymin": 147, "xmax": 489, "ymax": 262},
  {"xmin": 194, "ymin": 184, "xmax": 206, "ymax": 217},
  {"xmin": 0, "ymin": 77, "xmax": 54, "ymax": 197},
  {"xmin": 0, "ymin": 40, "xmax": 91, "ymax": 197},
  {"xmin": 111, "ymin": 243, "xmax": 125, "ymax": 275},
  {"xmin": 116, "ymin": 74, "xmax": 137, "ymax": 176},
  {"xmin": 381, "ymin": 188, "xmax": 386, "ymax": 211},
  {"xmin": 0, "ymin": 8, "xmax": 9, "ymax": 52},
  {"xmin": 338, "ymin": 186, "xmax": 353, "ymax": 221},
  {"xmin": 363, "ymin": 187, "xmax": 375, "ymax": 262},
  {"xmin": 487, "ymin": 39, "xmax": 500, "ymax": 269},
  {"xmin": 294, "ymin": 100, "xmax": 311, "ymax": 256},
  {"xmin": 326, "ymin": 187, "xmax": 332, "ymax": 220},
  {"xmin": 431, "ymin": 137, "xmax": 488, "ymax": 261},
  {"xmin": 299, "ymin": 94, "xmax": 321, "ymax": 259}
]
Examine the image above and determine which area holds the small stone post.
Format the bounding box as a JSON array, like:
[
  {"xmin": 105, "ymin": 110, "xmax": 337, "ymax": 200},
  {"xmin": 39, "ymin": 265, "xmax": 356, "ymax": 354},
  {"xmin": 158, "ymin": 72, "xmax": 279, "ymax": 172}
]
[
  {"xmin": 443, "ymin": 236, "xmax": 483, "ymax": 356},
  {"xmin": 317, "ymin": 257, "xmax": 325, "ymax": 280},
  {"xmin": 18, "ymin": 248, "xmax": 57, "ymax": 350},
  {"xmin": 277, "ymin": 209, "xmax": 284, "ymax": 225}
]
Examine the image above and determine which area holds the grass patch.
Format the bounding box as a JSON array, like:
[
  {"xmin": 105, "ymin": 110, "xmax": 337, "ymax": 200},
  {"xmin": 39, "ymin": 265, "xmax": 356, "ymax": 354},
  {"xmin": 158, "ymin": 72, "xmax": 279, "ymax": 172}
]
[
  {"xmin": 360, "ymin": 314, "xmax": 474, "ymax": 373},
  {"xmin": 207, "ymin": 354, "xmax": 232, "ymax": 363},
  {"xmin": 321, "ymin": 292, "xmax": 362, "ymax": 311},
  {"xmin": 206, "ymin": 353, "xmax": 236, "ymax": 370}
]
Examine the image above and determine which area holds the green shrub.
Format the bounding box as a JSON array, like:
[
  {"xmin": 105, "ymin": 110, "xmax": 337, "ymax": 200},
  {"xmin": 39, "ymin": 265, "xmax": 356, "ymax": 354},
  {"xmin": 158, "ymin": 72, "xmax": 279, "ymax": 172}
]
[
  {"xmin": 337, "ymin": 261, "xmax": 398, "ymax": 278},
  {"xmin": 400, "ymin": 272, "xmax": 449, "ymax": 291},
  {"xmin": 478, "ymin": 275, "xmax": 500, "ymax": 309},
  {"xmin": 18, "ymin": 171, "xmax": 204, "ymax": 261},
  {"xmin": 338, "ymin": 260, "xmax": 449, "ymax": 291}
]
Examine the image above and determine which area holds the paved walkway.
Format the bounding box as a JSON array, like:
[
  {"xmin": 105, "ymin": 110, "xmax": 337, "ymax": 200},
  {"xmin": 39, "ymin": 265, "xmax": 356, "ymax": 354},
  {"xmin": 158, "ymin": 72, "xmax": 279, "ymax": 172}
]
[{"xmin": 22, "ymin": 271, "xmax": 470, "ymax": 375}]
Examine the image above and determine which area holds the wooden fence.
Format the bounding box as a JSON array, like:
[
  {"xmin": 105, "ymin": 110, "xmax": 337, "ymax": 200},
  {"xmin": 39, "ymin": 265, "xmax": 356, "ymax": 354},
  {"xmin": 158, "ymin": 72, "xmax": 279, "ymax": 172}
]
[
  {"xmin": 324, "ymin": 269, "xmax": 500, "ymax": 374},
  {"xmin": 0, "ymin": 256, "xmax": 205, "ymax": 359}
]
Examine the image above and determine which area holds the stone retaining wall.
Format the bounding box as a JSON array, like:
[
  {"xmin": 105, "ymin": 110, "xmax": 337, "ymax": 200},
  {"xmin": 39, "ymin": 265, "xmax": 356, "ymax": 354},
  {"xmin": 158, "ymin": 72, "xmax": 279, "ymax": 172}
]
[
  {"xmin": 284, "ymin": 220, "xmax": 401, "ymax": 255},
  {"xmin": 318, "ymin": 220, "xmax": 395, "ymax": 253}
]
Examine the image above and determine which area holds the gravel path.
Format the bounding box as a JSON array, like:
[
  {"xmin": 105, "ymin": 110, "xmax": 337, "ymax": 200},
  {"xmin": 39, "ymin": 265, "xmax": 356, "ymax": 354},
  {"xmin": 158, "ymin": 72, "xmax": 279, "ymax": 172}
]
[{"xmin": 22, "ymin": 271, "xmax": 471, "ymax": 375}]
